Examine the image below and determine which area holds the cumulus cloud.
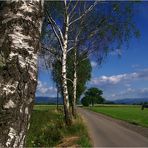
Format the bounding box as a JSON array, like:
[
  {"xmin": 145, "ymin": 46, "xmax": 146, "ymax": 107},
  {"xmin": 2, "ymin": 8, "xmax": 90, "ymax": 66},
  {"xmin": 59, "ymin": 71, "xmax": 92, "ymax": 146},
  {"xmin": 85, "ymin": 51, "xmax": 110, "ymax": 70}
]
[
  {"xmin": 91, "ymin": 69, "xmax": 148, "ymax": 86},
  {"xmin": 91, "ymin": 61, "xmax": 97, "ymax": 67},
  {"xmin": 109, "ymin": 87, "xmax": 148, "ymax": 100},
  {"xmin": 36, "ymin": 80, "xmax": 57, "ymax": 96}
]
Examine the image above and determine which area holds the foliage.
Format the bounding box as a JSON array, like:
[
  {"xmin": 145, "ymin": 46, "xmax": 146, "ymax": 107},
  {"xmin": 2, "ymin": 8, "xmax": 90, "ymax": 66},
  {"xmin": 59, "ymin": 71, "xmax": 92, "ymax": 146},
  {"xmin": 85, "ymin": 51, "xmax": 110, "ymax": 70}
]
[
  {"xmin": 68, "ymin": 50, "xmax": 92, "ymax": 104},
  {"xmin": 42, "ymin": 1, "xmax": 140, "ymax": 63},
  {"xmin": 81, "ymin": 87, "xmax": 105, "ymax": 106},
  {"xmin": 41, "ymin": 1, "xmax": 140, "ymax": 124},
  {"xmin": 42, "ymin": 1, "xmax": 140, "ymax": 91},
  {"xmin": 81, "ymin": 97, "xmax": 90, "ymax": 107},
  {"xmin": 51, "ymin": 50, "xmax": 92, "ymax": 104},
  {"xmin": 87, "ymin": 105, "xmax": 148, "ymax": 127},
  {"xmin": 26, "ymin": 105, "xmax": 92, "ymax": 147}
]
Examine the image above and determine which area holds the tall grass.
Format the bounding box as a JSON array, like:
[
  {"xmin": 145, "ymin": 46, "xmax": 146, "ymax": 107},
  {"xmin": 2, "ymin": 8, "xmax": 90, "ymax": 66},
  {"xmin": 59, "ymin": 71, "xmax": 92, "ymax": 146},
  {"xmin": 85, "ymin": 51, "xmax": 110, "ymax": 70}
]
[{"xmin": 26, "ymin": 105, "xmax": 91, "ymax": 147}]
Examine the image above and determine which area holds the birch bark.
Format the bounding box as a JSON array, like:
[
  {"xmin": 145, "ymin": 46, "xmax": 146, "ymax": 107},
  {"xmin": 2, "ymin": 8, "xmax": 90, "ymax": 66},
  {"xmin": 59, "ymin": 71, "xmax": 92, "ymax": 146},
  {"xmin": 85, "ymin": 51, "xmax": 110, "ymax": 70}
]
[
  {"xmin": 72, "ymin": 48, "xmax": 77, "ymax": 118},
  {"xmin": 62, "ymin": 3, "xmax": 72, "ymax": 125},
  {"xmin": 0, "ymin": 0, "xmax": 44, "ymax": 147}
]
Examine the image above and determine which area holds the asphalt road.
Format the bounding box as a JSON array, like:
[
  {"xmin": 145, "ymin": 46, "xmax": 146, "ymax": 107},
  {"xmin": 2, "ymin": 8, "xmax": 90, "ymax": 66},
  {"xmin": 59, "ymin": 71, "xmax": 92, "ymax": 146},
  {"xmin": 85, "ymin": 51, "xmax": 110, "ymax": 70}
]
[{"xmin": 79, "ymin": 108, "xmax": 148, "ymax": 147}]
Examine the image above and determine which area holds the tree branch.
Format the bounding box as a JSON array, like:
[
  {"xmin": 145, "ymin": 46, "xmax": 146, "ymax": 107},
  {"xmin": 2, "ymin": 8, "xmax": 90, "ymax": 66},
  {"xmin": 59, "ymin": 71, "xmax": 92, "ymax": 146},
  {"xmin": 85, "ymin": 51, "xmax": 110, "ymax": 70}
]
[
  {"xmin": 66, "ymin": 78, "xmax": 74, "ymax": 84},
  {"xmin": 69, "ymin": 1, "xmax": 97, "ymax": 26},
  {"xmin": 46, "ymin": 10, "xmax": 64, "ymax": 42},
  {"xmin": 69, "ymin": 1, "xmax": 79, "ymax": 17},
  {"xmin": 67, "ymin": 19, "xmax": 83, "ymax": 53},
  {"xmin": 46, "ymin": 9, "xmax": 64, "ymax": 51},
  {"xmin": 67, "ymin": 0, "xmax": 72, "ymax": 10},
  {"xmin": 41, "ymin": 45, "xmax": 62, "ymax": 62},
  {"xmin": 41, "ymin": 45, "xmax": 56, "ymax": 55}
]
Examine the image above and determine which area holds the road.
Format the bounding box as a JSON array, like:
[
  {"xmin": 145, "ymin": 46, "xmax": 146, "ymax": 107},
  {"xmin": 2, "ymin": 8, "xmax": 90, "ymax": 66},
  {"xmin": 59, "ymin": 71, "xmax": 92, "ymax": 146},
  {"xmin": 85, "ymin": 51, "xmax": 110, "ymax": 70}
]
[{"xmin": 79, "ymin": 108, "xmax": 148, "ymax": 147}]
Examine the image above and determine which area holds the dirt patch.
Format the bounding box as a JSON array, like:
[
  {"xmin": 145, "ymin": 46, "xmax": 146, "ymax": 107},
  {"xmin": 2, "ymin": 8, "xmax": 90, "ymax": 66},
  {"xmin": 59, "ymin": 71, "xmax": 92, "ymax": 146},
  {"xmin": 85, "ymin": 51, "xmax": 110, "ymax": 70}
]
[
  {"xmin": 89, "ymin": 110, "xmax": 148, "ymax": 138},
  {"xmin": 56, "ymin": 136, "xmax": 80, "ymax": 147}
]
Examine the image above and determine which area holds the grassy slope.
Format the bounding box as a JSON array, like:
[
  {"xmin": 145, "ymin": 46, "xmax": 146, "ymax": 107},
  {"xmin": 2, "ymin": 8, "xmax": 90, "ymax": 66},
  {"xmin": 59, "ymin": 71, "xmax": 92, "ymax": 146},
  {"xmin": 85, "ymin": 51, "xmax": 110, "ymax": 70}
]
[
  {"xmin": 87, "ymin": 105, "xmax": 148, "ymax": 127},
  {"xmin": 26, "ymin": 105, "xmax": 91, "ymax": 147}
]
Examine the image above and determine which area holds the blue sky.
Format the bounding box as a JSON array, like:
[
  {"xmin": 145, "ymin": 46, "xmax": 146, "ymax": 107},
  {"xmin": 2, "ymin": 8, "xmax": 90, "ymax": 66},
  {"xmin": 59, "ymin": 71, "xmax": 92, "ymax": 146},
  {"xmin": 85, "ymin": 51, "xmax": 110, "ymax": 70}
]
[{"xmin": 36, "ymin": 2, "xmax": 148, "ymax": 100}]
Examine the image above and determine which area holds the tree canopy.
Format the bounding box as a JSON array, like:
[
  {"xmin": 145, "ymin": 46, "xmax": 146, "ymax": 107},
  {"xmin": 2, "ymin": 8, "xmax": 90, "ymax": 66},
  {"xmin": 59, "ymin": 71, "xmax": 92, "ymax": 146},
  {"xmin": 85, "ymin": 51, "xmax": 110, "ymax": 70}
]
[
  {"xmin": 41, "ymin": 0, "xmax": 139, "ymax": 124},
  {"xmin": 81, "ymin": 87, "xmax": 105, "ymax": 106},
  {"xmin": 51, "ymin": 49, "xmax": 92, "ymax": 104}
]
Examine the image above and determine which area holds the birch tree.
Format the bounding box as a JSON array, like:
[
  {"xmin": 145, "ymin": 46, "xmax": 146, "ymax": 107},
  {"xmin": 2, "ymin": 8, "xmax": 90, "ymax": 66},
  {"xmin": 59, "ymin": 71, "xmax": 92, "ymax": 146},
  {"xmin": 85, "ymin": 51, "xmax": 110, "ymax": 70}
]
[
  {"xmin": 0, "ymin": 1, "xmax": 44, "ymax": 147},
  {"xmin": 67, "ymin": 50, "xmax": 92, "ymax": 117},
  {"xmin": 43, "ymin": 1, "xmax": 139, "ymax": 120},
  {"xmin": 49, "ymin": 49, "xmax": 92, "ymax": 117},
  {"xmin": 44, "ymin": 1, "xmax": 71, "ymax": 125},
  {"xmin": 43, "ymin": 0, "xmax": 97, "ymax": 124},
  {"xmin": 66, "ymin": 1, "xmax": 139, "ymax": 117}
]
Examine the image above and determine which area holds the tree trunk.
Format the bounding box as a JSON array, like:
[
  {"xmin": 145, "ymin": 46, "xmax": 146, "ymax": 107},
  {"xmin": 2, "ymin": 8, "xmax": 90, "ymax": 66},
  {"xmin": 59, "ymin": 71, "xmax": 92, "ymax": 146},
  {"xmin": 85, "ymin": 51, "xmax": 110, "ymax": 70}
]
[
  {"xmin": 72, "ymin": 49, "xmax": 77, "ymax": 118},
  {"xmin": 56, "ymin": 84, "xmax": 59, "ymax": 110},
  {"xmin": 62, "ymin": 49, "xmax": 72, "ymax": 125},
  {"xmin": 62, "ymin": 1, "xmax": 72, "ymax": 125},
  {"xmin": 0, "ymin": 1, "xmax": 44, "ymax": 147},
  {"xmin": 62, "ymin": 42, "xmax": 72, "ymax": 125}
]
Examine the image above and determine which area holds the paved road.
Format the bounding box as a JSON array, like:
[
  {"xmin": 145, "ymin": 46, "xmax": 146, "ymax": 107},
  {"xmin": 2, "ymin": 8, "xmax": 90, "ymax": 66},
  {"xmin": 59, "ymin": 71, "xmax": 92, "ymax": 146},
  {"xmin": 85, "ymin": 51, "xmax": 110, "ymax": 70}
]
[{"xmin": 79, "ymin": 108, "xmax": 148, "ymax": 147}]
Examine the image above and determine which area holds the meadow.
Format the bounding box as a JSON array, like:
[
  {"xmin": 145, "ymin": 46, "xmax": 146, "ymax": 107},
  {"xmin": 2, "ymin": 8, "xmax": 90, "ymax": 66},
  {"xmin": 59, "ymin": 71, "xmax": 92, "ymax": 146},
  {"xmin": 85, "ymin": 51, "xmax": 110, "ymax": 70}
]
[
  {"xmin": 87, "ymin": 105, "xmax": 148, "ymax": 128},
  {"xmin": 26, "ymin": 105, "xmax": 91, "ymax": 147}
]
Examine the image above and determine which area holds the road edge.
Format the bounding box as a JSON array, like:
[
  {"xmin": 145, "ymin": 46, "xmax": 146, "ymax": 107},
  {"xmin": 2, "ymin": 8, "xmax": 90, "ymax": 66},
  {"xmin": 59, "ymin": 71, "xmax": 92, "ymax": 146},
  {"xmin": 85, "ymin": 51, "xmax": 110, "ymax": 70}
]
[{"xmin": 86, "ymin": 107, "xmax": 148, "ymax": 139}]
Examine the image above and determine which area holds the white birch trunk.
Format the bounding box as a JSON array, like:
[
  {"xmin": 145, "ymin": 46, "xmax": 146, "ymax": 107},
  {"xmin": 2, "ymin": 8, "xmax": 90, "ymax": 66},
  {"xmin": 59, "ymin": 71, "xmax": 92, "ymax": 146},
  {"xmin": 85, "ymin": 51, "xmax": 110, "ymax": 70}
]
[
  {"xmin": 72, "ymin": 49, "xmax": 77, "ymax": 118},
  {"xmin": 62, "ymin": 47, "xmax": 72, "ymax": 125},
  {"xmin": 62, "ymin": 3, "xmax": 72, "ymax": 125},
  {"xmin": 0, "ymin": 0, "xmax": 44, "ymax": 147}
]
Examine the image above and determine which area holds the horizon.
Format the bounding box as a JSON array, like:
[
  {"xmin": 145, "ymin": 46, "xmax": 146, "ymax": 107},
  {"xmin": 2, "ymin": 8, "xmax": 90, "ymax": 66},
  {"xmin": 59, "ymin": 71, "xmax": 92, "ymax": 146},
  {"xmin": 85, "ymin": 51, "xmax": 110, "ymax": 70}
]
[{"xmin": 35, "ymin": 96, "xmax": 148, "ymax": 101}]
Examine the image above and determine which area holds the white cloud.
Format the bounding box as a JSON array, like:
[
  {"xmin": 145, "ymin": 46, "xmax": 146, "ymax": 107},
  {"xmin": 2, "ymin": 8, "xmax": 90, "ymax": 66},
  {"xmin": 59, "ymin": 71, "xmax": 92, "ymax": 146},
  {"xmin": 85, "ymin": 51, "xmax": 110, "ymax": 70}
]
[
  {"xmin": 36, "ymin": 80, "xmax": 57, "ymax": 96},
  {"xmin": 91, "ymin": 69, "xmax": 148, "ymax": 86},
  {"xmin": 91, "ymin": 61, "xmax": 97, "ymax": 67},
  {"xmin": 108, "ymin": 87, "xmax": 148, "ymax": 100}
]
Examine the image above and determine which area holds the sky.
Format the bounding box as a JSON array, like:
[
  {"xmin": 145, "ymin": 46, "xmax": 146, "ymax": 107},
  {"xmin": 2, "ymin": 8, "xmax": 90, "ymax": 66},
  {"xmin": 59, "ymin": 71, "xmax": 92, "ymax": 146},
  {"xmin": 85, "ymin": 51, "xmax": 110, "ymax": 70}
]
[{"xmin": 36, "ymin": 2, "xmax": 148, "ymax": 100}]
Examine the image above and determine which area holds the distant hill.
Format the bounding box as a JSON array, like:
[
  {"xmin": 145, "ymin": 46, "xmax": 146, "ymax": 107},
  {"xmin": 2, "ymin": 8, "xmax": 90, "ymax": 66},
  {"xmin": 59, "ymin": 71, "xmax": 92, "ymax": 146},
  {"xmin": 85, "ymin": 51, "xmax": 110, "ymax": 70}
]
[
  {"xmin": 35, "ymin": 96, "xmax": 63, "ymax": 104},
  {"xmin": 113, "ymin": 98, "xmax": 148, "ymax": 104}
]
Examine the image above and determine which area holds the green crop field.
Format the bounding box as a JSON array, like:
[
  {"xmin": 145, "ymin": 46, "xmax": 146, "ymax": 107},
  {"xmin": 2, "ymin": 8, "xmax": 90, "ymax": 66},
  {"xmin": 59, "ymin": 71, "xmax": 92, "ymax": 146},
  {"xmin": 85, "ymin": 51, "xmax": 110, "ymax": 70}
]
[
  {"xmin": 26, "ymin": 105, "xmax": 91, "ymax": 147},
  {"xmin": 87, "ymin": 105, "xmax": 148, "ymax": 128}
]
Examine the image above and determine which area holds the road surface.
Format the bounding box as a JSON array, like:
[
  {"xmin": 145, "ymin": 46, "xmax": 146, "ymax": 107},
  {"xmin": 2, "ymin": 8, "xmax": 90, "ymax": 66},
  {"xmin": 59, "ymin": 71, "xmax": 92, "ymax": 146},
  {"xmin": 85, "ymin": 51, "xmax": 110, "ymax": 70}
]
[{"xmin": 79, "ymin": 108, "xmax": 148, "ymax": 147}]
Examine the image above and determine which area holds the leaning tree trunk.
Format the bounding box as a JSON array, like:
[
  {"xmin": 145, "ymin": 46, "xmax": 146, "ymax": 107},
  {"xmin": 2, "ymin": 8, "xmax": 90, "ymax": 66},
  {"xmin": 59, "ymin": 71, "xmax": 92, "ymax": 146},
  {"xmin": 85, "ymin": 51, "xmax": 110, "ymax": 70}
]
[
  {"xmin": 0, "ymin": 0, "xmax": 44, "ymax": 147},
  {"xmin": 72, "ymin": 48, "xmax": 77, "ymax": 118},
  {"xmin": 62, "ymin": 0, "xmax": 72, "ymax": 126}
]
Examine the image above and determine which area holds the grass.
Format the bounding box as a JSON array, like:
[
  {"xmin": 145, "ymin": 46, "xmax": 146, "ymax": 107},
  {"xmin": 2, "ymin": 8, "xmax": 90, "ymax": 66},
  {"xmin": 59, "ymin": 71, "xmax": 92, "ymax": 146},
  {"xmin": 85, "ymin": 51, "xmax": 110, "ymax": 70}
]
[
  {"xmin": 26, "ymin": 105, "xmax": 91, "ymax": 147},
  {"xmin": 87, "ymin": 105, "xmax": 148, "ymax": 128}
]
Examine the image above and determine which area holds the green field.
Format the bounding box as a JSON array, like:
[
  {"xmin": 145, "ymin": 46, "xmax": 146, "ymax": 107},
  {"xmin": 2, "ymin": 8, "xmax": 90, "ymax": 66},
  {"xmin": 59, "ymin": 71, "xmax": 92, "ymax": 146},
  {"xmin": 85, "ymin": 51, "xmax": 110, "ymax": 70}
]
[
  {"xmin": 87, "ymin": 105, "xmax": 148, "ymax": 127},
  {"xmin": 26, "ymin": 105, "xmax": 91, "ymax": 147}
]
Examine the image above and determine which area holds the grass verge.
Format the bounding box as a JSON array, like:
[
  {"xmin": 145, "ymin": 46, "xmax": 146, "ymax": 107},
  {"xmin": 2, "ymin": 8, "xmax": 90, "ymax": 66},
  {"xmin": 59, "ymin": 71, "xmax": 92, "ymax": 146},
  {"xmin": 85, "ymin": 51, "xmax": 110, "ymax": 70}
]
[
  {"xmin": 26, "ymin": 105, "xmax": 91, "ymax": 147},
  {"xmin": 87, "ymin": 105, "xmax": 148, "ymax": 128}
]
